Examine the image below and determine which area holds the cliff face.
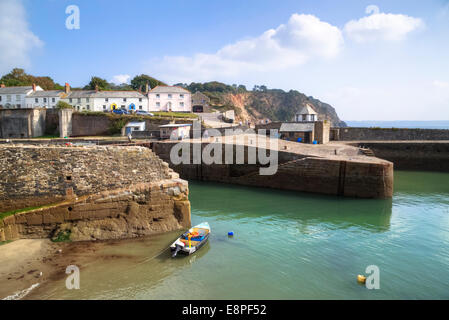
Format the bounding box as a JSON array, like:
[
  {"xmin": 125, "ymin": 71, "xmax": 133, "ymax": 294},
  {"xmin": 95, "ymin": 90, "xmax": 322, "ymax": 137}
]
[
  {"xmin": 242, "ymin": 91, "xmax": 346, "ymax": 127},
  {"xmin": 181, "ymin": 82, "xmax": 346, "ymax": 127}
]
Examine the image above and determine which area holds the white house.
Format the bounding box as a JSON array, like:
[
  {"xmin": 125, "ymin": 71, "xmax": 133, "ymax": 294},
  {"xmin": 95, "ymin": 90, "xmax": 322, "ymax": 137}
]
[
  {"xmin": 0, "ymin": 84, "xmax": 44, "ymax": 109},
  {"xmin": 148, "ymin": 86, "xmax": 191, "ymax": 112},
  {"xmin": 60, "ymin": 83, "xmax": 148, "ymax": 112},
  {"xmin": 124, "ymin": 121, "xmax": 146, "ymax": 135},
  {"xmin": 25, "ymin": 90, "xmax": 66, "ymax": 108},
  {"xmin": 294, "ymin": 104, "xmax": 318, "ymax": 122}
]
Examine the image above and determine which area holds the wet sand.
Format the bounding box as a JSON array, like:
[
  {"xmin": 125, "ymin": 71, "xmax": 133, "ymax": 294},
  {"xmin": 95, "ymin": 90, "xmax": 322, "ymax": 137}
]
[{"xmin": 0, "ymin": 239, "xmax": 106, "ymax": 300}]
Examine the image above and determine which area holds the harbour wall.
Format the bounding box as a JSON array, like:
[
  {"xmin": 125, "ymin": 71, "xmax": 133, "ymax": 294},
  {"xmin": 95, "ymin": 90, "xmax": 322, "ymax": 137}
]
[
  {"xmin": 152, "ymin": 142, "xmax": 393, "ymax": 199},
  {"xmin": 338, "ymin": 127, "xmax": 449, "ymax": 141},
  {"xmin": 0, "ymin": 145, "xmax": 191, "ymax": 241},
  {"xmin": 349, "ymin": 141, "xmax": 449, "ymax": 172}
]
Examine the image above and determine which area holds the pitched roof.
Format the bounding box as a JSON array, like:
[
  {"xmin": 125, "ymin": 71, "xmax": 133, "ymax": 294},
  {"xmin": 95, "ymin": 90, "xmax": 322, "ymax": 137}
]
[
  {"xmin": 0, "ymin": 86, "xmax": 34, "ymax": 94},
  {"xmin": 28, "ymin": 90, "xmax": 65, "ymax": 97},
  {"xmin": 149, "ymin": 86, "xmax": 190, "ymax": 94},
  {"xmin": 66, "ymin": 90, "xmax": 145, "ymax": 98},
  {"xmin": 280, "ymin": 123, "xmax": 315, "ymax": 132},
  {"xmin": 297, "ymin": 104, "xmax": 317, "ymax": 115}
]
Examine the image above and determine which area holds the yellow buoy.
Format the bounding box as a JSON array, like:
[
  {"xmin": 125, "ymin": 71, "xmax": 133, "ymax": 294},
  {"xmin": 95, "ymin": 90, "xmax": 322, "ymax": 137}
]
[{"xmin": 357, "ymin": 275, "xmax": 366, "ymax": 284}]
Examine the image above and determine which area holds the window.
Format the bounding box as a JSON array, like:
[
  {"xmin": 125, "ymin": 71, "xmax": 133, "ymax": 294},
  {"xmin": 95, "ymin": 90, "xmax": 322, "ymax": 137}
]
[
  {"xmin": 43, "ymin": 98, "xmax": 47, "ymax": 103},
  {"xmin": 139, "ymin": 105, "xmax": 142, "ymax": 110},
  {"xmin": 139, "ymin": 98, "xmax": 142, "ymax": 102},
  {"xmin": 86, "ymin": 98, "xmax": 90, "ymax": 103},
  {"xmin": 86, "ymin": 105, "xmax": 90, "ymax": 110},
  {"xmin": 156, "ymin": 94, "xmax": 160, "ymax": 98},
  {"xmin": 69, "ymin": 98, "xmax": 73, "ymax": 103},
  {"xmin": 105, "ymin": 98, "xmax": 109, "ymax": 102},
  {"xmin": 16, "ymin": 104, "xmax": 20, "ymax": 108},
  {"xmin": 6, "ymin": 95, "xmax": 11, "ymax": 102},
  {"xmin": 0, "ymin": 96, "xmax": 2, "ymax": 101},
  {"xmin": 302, "ymin": 115, "xmax": 306, "ymax": 121},
  {"xmin": 180, "ymin": 102, "xmax": 184, "ymax": 107},
  {"xmin": 123, "ymin": 98, "xmax": 127, "ymax": 102},
  {"xmin": 77, "ymin": 106, "xmax": 80, "ymax": 110},
  {"xmin": 156, "ymin": 102, "xmax": 160, "ymax": 107},
  {"xmin": 77, "ymin": 98, "xmax": 81, "ymax": 103},
  {"xmin": 180, "ymin": 94, "xmax": 184, "ymax": 98},
  {"xmin": 16, "ymin": 95, "xmax": 20, "ymax": 101},
  {"xmin": 52, "ymin": 98, "xmax": 56, "ymax": 103},
  {"xmin": 103, "ymin": 105, "xmax": 106, "ymax": 110},
  {"xmin": 168, "ymin": 94, "xmax": 172, "ymax": 99},
  {"xmin": 35, "ymin": 98, "xmax": 39, "ymax": 103},
  {"xmin": 121, "ymin": 105, "xmax": 125, "ymax": 109}
]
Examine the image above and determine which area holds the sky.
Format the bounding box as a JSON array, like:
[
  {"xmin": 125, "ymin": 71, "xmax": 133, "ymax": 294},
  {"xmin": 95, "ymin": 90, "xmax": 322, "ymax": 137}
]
[{"xmin": 0, "ymin": 0, "xmax": 448, "ymax": 121}]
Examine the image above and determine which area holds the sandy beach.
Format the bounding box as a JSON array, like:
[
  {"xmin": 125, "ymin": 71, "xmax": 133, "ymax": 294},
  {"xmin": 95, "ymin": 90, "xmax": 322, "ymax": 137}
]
[{"xmin": 0, "ymin": 239, "xmax": 105, "ymax": 300}]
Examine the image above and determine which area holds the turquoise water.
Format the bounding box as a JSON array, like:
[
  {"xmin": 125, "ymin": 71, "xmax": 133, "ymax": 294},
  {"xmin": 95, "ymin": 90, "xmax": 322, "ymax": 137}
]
[{"xmin": 29, "ymin": 171, "xmax": 449, "ymax": 299}]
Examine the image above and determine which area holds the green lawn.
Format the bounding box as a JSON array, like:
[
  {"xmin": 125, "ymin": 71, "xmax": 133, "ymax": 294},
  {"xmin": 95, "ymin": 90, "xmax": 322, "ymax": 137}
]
[{"xmin": 0, "ymin": 240, "xmax": 13, "ymax": 246}]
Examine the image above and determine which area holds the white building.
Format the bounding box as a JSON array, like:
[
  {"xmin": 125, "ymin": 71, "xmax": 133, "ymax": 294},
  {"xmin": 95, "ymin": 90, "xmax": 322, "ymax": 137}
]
[
  {"xmin": 61, "ymin": 84, "xmax": 148, "ymax": 112},
  {"xmin": 159, "ymin": 123, "xmax": 192, "ymax": 139},
  {"xmin": 148, "ymin": 86, "xmax": 191, "ymax": 112},
  {"xmin": 25, "ymin": 90, "xmax": 66, "ymax": 108},
  {"xmin": 294, "ymin": 104, "xmax": 318, "ymax": 122},
  {"xmin": 0, "ymin": 84, "xmax": 44, "ymax": 109}
]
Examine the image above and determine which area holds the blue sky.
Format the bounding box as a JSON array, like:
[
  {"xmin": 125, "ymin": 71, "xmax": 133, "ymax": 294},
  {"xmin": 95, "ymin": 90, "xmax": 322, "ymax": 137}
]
[{"xmin": 1, "ymin": 0, "xmax": 449, "ymax": 120}]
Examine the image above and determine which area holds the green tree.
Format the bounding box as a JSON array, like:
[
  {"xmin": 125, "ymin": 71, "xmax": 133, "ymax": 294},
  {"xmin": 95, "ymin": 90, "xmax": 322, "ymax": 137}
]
[
  {"xmin": 0, "ymin": 68, "xmax": 57, "ymax": 90},
  {"xmin": 84, "ymin": 77, "xmax": 110, "ymax": 90},
  {"xmin": 130, "ymin": 74, "xmax": 166, "ymax": 91}
]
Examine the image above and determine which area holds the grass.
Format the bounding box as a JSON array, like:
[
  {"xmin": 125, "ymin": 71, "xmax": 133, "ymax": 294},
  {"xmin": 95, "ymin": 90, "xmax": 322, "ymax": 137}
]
[
  {"xmin": 0, "ymin": 240, "xmax": 13, "ymax": 246},
  {"xmin": 51, "ymin": 230, "xmax": 71, "ymax": 242},
  {"xmin": 0, "ymin": 203, "xmax": 58, "ymax": 222},
  {"xmin": 152, "ymin": 112, "xmax": 198, "ymax": 119}
]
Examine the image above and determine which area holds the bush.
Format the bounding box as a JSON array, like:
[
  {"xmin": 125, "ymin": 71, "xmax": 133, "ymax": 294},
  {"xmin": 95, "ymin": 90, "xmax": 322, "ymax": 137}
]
[{"xmin": 56, "ymin": 101, "xmax": 73, "ymax": 109}]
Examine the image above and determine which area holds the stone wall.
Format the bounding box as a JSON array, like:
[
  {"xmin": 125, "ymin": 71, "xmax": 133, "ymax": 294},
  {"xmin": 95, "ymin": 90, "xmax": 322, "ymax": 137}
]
[
  {"xmin": 0, "ymin": 109, "xmax": 46, "ymax": 138},
  {"xmin": 71, "ymin": 113, "xmax": 195, "ymax": 137},
  {"xmin": 152, "ymin": 141, "xmax": 393, "ymax": 199},
  {"xmin": 339, "ymin": 127, "xmax": 449, "ymax": 141},
  {"xmin": 0, "ymin": 144, "xmax": 191, "ymax": 241},
  {"xmin": 0, "ymin": 180, "xmax": 190, "ymax": 242},
  {"xmin": 352, "ymin": 141, "xmax": 449, "ymax": 172},
  {"xmin": 0, "ymin": 145, "xmax": 173, "ymax": 213},
  {"xmin": 71, "ymin": 113, "xmax": 112, "ymax": 136}
]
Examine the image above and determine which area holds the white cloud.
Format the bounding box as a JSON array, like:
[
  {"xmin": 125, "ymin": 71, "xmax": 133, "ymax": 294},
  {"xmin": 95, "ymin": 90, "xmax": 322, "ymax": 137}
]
[
  {"xmin": 344, "ymin": 5, "xmax": 424, "ymax": 43},
  {"xmin": 433, "ymin": 80, "xmax": 449, "ymax": 89},
  {"xmin": 0, "ymin": 0, "xmax": 43, "ymax": 74},
  {"xmin": 110, "ymin": 74, "xmax": 131, "ymax": 85},
  {"xmin": 150, "ymin": 14, "xmax": 343, "ymax": 82}
]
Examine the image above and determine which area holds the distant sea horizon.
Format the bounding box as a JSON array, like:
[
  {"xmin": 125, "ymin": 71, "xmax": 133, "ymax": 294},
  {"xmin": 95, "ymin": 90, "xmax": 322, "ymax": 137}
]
[{"xmin": 344, "ymin": 120, "xmax": 449, "ymax": 130}]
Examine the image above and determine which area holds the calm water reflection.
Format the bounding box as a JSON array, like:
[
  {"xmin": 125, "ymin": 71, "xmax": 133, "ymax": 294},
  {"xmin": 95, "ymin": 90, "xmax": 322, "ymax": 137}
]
[{"xmin": 28, "ymin": 171, "xmax": 449, "ymax": 300}]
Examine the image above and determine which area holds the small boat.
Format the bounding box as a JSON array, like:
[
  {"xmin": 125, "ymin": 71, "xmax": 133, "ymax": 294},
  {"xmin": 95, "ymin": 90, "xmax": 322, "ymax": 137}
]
[{"xmin": 170, "ymin": 222, "xmax": 210, "ymax": 257}]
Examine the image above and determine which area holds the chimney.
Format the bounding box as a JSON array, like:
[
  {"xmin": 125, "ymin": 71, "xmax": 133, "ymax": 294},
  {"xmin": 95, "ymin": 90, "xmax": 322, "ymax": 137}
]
[
  {"xmin": 145, "ymin": 83, "xmax": 149, "ymax": 94},
  {"xmin": 0, "ymin": 83, "xmax": 5, "ymax": 88},
  {"xmin": 32, "ymin": 83, "xmax": 36, "ymax": 91},
  {"xmin": 65, "ymin": 83, "xmax": 71, "ymax": 94},
  {"xmin": 95, "ymin": 84, "xmax": 99, "ymax": 92}
]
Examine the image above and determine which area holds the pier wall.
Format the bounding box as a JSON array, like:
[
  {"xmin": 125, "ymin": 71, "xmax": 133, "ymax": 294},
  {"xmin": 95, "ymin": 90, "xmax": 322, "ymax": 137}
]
[
  {"xmin": 152, "ymin": 142, "xmax": 393, "ymax": 199},
  {"xmin": 0, "ymin": 145, "xmax": 191, "ymax": 241},
  {"xmin": 338, "ymin": 127, "xmax": 449, "ymax": 141},
  {"xmin": 351, "ymin": 142, "xmax": 449, "ymax": 172}
]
